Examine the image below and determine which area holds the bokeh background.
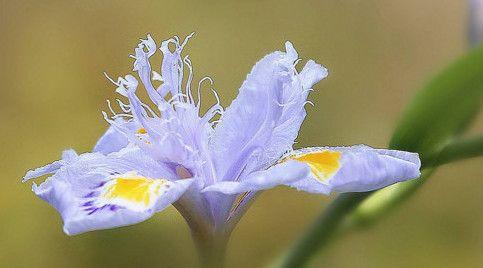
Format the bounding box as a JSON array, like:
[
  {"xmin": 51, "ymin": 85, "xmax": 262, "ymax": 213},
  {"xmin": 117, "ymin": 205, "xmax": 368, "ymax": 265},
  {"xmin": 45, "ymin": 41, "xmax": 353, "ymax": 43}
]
[{"xmin": 1, "ymin": 1, "xmax": 482, "ymax": 267}]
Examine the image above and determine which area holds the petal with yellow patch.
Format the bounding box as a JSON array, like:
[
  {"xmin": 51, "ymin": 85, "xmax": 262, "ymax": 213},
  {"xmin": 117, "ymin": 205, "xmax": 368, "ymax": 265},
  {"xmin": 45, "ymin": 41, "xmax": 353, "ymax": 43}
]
[
  {"xmin": 97, "ymin": 172, "xmax": 172, "ymax": 211},
  {"xmin": 287, "ymin": 150, "xmax": 342, "ymax": 181}
]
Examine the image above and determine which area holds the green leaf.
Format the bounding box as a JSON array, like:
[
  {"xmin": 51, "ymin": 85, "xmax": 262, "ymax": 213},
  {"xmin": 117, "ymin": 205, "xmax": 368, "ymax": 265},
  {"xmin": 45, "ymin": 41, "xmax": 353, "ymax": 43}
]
[
  {"xmin": 348, "ymin": 134, "xmax": 483, "ymax": 227},
  {"xmin": 390, "ymin": 45, "xmax": 483, "ymax": 160},
  {"xmin": 349, "ymin": 46, "xmax": 483, "ymax": 228},
  {"xmin": 347, "ymin": 169, "xmax": 434, "ymax": 227}
]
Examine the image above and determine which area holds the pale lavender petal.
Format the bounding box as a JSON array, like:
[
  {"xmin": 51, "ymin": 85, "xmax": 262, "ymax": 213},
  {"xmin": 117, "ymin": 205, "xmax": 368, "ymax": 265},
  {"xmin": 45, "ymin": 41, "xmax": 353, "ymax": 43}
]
[
  {"xmin": 299, "ymin": 60, "xmax": 329, "ymax": 89},
  {"xmin": 24, "ymin": 147, "xmax": 191, "ymax": 235},
  {"xmin": 132, "ymin": 34, "xmax": 165, "ymax": 105},
  {"xmin": 93, "ymin": 119, "xmax": 141, "ymax": 154},
  {"xmin": 284, "ymin": 145, "xmax": 421, "ymax": 194},
  {"xmin": 210, "ymin": 42, "xmax": 328, "ymax": 183},
  {"xmin": 202, "ymin": 161, "xmax": 310, "ymax": 195},
  {"xmin": 23, "ymin": 160, "xmax": 63, "ymax": 182},
  {"xmin": 159, "ymin": 34, "xmax": 194, "ymax": 97},
  {"xmin": 103, "ymin": 35, "xmax": 218, "ymax": 186},
  {"xmin": 23, "ymin": 149, "xmax": 79, "ymax": 182}
]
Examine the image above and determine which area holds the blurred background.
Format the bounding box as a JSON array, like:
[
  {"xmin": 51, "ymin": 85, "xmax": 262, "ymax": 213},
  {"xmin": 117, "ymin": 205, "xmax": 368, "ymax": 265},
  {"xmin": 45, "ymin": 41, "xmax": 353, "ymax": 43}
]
[{"xmin": 1, "ymin": 1, "xmax": 482, "ymax": 267}]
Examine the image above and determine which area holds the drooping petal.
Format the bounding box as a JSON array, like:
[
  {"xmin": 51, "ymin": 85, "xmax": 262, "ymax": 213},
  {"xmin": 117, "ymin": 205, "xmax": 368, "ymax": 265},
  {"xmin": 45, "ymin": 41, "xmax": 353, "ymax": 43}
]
[
  {"xmin": 23, "ymin": 147, "xmax": 192, "ymax": 235},
  {"xmin": 284, "ymin": 145, "xmax": 421, "ymax": 194},
  {"xmin": 23, "ymin": 149, "xmax": 78, "ymax": 181},
  {"xmin": 203, "ymin": 145, "xmax": 420, "ymax": 195},
  {"xmin": 202, "ymin": 160, "xmax": 310, "ymax": 194},
  {"xmin": 210, "ymin": 42, "xmax": 328, "ymax": 183}
]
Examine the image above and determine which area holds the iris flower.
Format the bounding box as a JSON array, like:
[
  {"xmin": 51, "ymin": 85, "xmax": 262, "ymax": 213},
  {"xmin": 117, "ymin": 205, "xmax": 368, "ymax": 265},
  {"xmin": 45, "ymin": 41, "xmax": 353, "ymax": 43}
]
[{"xmin": 23, "ymin": 34, "xmax": 420, "ymax": 259}]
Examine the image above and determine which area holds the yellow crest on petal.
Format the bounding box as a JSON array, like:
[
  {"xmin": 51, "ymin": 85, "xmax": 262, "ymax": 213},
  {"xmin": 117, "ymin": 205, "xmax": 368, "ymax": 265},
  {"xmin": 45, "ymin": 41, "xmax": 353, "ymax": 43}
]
[
  {"xmin": 289, "ymin": 150, "xmax": 342, "ymax": 181},
  {"xmin": 99, "ymin": 173, "xmax": 170, "ymax": 211},
  {"xmin": 136, "ymin": 128, "xmax": 147, "ymax": 134}
]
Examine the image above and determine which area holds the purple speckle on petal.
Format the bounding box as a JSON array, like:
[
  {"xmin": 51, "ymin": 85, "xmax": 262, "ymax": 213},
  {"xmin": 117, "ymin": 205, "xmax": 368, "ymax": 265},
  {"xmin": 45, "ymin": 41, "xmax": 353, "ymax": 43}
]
[
  {"xmin": 84, "ymin": 191, "xmax": 98, "ymax": 198},
  {"xmin": 96, "ymin": 181, "xmax": 107, "ymax": 188},
  {"xmin": 87, "ymin": 208, "xmax": 98, "ymax": 215},
  {"xmin": 82, "ymin": 201, "xmax": 94, "ymax": 207}
]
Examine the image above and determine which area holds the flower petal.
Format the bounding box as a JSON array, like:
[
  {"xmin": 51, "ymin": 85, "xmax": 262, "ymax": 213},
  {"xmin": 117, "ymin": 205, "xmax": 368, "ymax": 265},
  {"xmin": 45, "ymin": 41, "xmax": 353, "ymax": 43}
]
[
  {"xmin": 93, "ymin": 119, "xmax": 140, "ymax": 154},
  {"xmin": 201, "ymin": 160, "xmax": 310, "ymax": 194},
  {"xmin": 159, "ymin": 34, "xmax": 194, "ymax": 98},
  {"xmin": 285, "ymin": 145, "xmax": 421, "ymax": 194},
  {"xmin": 211, "ymin": 42, "xmax": 328, "ymax": 182},
  {"xmin": 203, "ymin": 145, "xmax": 420, "ymax": 196},
  {"xmin": 101, "ymin": 35, "xmax": 218, "ymax": 181},
  {"xmin": 24, "ymin": 147, "xmax": 192, "ymax": 235}
]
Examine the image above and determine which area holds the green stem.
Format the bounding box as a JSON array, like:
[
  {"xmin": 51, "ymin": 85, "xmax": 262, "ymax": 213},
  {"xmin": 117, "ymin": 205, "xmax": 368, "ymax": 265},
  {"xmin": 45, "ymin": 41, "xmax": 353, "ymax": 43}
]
[
  {"xmin": 424, "ymin": 135, "xmax": 483, "ymax": 167},
  {"xmin": 277, "ymin": 192, "xmax": 372, "ymax": 268},
  {"xmin": 275, "ymin": 135, "xmax": 483, "ymax": 268},
  {"xmin": 346, "ymin": 169, "xmax": 434, "ymax": 228}
]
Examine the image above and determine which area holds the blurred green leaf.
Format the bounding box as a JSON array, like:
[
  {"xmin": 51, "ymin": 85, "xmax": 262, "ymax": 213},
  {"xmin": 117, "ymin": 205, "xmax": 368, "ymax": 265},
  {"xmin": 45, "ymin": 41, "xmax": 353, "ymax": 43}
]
[
  {"xmin": 276, "ymin": 45, "xmax": 483, "ymax": 268},
  {"xmin": 348, "ymin": 134, "xmax": 483, "ymax": 228},
  {"xmin": 425, "ymin": 135, "xmax": 483, "ymax": 167},
  {"xmin": 390, "ymin": 45, "xmax": 483, "ymax": 161},
  {"xmin": 349, "ymin": 44, "xmax": 483, "ymax": 227},
  {"xmin": 346, "ymin": 169, "xmax": 434, "ymax": 228}
]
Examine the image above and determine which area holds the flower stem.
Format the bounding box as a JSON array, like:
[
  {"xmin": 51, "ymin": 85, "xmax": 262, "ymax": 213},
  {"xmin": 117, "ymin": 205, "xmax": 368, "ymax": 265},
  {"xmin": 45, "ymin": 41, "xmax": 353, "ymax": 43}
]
[
  {"xmin": 346, "ymin": 169, "xmax": 434, "ymax": 228},
  {"xmin": 276, "ymin": 192, "xmax": 372, "ymax": 268},
  {"xmin": 423, "ymin": 135, "xmax": 483, "ymax": 167},
  {"xmin": 174, "ymin": 199, "xmax": 229, "ymax": 268},
  {"xmin": 192, "ymin": 230, "xmax": 228, "ymax": 268}
]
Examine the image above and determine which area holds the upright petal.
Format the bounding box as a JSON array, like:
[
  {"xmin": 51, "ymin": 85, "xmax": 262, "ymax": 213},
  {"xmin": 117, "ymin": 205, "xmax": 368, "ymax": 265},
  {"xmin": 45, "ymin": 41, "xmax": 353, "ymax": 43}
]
[
  {"xmin": 210, "ymin": 42, "xmax": 328, "ymax": 182},
  {"xmin": 159, "ymin": 33, "xmax": 194, "ymax": 98},
  {"xmin": 102, "ymin": 35, "xmax": 220, "ymax": 185},
  {"xmin": 23, "ymin": 147, "xmax": 193, "ymax": 235}
]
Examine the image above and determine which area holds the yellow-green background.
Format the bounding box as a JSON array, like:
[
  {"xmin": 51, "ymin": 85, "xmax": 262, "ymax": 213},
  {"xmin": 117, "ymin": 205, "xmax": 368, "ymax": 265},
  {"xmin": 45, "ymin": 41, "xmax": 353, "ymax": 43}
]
[{"xmin": 1, "ymin": 1, "xmax": 482, "ymax": 267}]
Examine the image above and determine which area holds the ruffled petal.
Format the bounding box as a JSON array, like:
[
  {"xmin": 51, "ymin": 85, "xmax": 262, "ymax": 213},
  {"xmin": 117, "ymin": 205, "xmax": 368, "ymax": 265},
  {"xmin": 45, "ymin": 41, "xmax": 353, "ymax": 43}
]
[
  {"xmin": 102, "ymin": 35, "xmax": 219, "ymax": 184},
  {"xmin": 210, "ymin": 42, "xmax": 328, "ymax": 182},
  {"xmin": 159, "ymin": 33, "xmax": 194, "ymax": 98},
  {"xmin": 284, "ymin": 145, "xmax": 421, "ymax": 194},
  {"xmin": 24, "ymin": 147, "xmax": 192, "ymax": 235}
]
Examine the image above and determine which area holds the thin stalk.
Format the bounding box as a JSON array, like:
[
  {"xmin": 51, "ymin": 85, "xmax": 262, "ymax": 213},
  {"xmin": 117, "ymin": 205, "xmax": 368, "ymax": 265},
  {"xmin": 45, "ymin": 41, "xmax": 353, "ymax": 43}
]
[
  {"xmin": 192, "ymin": 230, "xmax": 229, "ymax": 268},
  {"xmin": 346, "ymin": 169, "xmax": 434, "ymax": 228},
  {"xmin": 173, "ymin": 190, "xmax": 229, "ymax": 268},
  {"xmin": 276, "ymin": 192, "xmax": 371, "ymax": 268},
  {"xmin": 424, "ymin": 135, "xmax": 483, "ymax": 167},
  {"xmin": 174, "ymin": 198, "xmax": 230, "ymax": 268}
]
